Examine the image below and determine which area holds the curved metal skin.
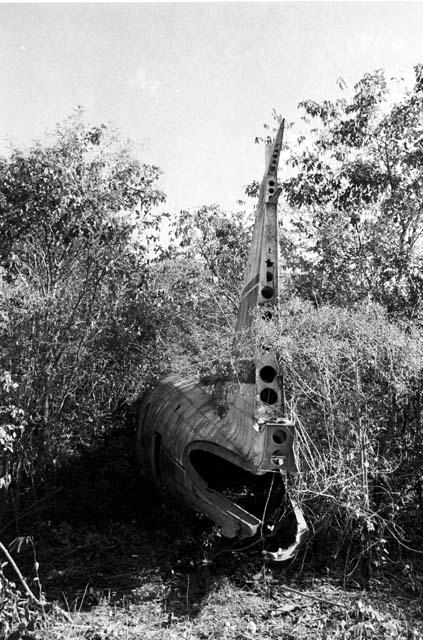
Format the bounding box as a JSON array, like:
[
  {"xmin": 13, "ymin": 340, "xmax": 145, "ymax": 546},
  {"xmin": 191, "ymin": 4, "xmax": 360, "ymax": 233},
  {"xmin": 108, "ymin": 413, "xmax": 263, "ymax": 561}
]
[{"xmin": 136, "ymin": 121, "xmax": 308, "ymax": 556}]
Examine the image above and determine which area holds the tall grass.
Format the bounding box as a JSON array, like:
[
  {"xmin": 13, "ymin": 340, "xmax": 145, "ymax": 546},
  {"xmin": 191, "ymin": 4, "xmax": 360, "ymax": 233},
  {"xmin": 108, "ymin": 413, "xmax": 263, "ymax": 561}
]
[{"xmin": 260, "ymin": 300, "xmax": 423, "ymax": 572}]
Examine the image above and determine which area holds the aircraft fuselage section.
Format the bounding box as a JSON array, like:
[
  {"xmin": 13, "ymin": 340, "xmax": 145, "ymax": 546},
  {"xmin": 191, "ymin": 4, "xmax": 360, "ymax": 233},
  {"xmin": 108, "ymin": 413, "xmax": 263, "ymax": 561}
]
[
  {"xmin": 137, "ymin": 375, "xmax": 297, "ymax": 538},
  {"xmin": 136, "ymin": 121, "xmax": 308, "ymax": 553}
]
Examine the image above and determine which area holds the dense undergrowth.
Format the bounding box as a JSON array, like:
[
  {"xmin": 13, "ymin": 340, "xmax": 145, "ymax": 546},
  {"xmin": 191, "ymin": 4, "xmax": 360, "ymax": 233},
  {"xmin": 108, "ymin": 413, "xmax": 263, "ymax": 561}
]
[
  {"xmin": 267, "ymin": 301, "xmax": 423, "ymax": 574},
  {"xmin": 1, "ymin": 424, "xmax": 423, "ymax": 640},
  {"xmin": 2, "ymin": 67, "xmax": 423, "ymax": 638}
]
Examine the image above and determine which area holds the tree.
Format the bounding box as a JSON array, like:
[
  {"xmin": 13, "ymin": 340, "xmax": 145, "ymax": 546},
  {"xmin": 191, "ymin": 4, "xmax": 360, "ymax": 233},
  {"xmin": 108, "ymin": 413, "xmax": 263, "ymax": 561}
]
[
  {"xmin": 0, "ymin": 112, "xmax": 166, "ymax": 488},
  {"xmin": 244, "ymin": 66, "xmax": 423, "ymax": 564},
  {"xmin": 144, "ymin": 204, "xmax": 252, "ymax": 377},
  {"xmin": 256, "ymin": 65, "xmax": 423, "ymax": 318}
]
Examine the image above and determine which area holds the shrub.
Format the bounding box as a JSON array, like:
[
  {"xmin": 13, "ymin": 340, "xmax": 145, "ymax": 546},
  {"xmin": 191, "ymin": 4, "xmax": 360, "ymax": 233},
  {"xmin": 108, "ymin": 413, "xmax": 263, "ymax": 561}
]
[
  {"xmin": 0, "ymin": 114, "xmax": 167, "ymax": 525},
  {"xmin": 260, "ymin": 299, "xmax": 423, "ymax": 569}
]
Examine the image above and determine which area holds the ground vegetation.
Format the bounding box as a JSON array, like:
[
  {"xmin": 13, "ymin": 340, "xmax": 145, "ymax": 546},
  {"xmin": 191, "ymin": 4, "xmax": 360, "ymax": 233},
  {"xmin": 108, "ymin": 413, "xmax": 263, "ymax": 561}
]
[{"xmin": 1, "ymin": 69, "xmax": 423, "ymax": 638}]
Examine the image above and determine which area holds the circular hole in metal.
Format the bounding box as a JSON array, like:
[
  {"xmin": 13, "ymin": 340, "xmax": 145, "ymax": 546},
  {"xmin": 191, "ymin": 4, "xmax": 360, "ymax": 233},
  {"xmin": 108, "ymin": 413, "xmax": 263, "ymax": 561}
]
[
  {"xmin": 260, "ymin": 388, "xmax": 278, "ymax": 405},
  {"xmin": 269, "ymin": 180, "xmax": 275, "ymax": 186},
  {"xmin": 259, "ymin": 366, "xmax": 277, "ymax": 383},
  {"xmin": 271, "ymin": 450, "xmax": 285, "ymax": 466},
  {"xmin": 272, "ymin": 451, "xmax": 285, "ymax": 467},
  {"xmin": 261, "ymin": 310, "xmax": 273, "ymax": 321},
  {"xmin": 266, "ymin": 271, "xmax": 273, "ymax": 282},
  {"xmin": 272, "ymin": 429, "xmax": 287, "ymax": 445},
  {"xmin": 261, "ymin": 286, "xmax": 274, "ymax": 299}
]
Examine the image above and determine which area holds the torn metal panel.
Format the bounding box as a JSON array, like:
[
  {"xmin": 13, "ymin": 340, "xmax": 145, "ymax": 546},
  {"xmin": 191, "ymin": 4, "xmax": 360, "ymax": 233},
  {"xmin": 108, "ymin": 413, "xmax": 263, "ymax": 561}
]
[{"xmin": 136, "ymin": 121, "xmax": 308, "ymax": 557}]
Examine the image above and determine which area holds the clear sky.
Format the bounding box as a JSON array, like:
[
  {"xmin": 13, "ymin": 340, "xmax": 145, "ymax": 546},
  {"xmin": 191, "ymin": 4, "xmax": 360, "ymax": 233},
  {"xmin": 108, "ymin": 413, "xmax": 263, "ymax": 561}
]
[{"xmin": 1, "ymin": 2, "xmax": 423, "ymax": 213}]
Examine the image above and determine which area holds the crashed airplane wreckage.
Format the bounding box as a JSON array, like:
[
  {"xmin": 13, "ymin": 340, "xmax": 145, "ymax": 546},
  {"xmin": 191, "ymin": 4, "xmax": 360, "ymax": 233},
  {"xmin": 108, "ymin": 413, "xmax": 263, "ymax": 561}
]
[{"xmin": 136, "ymin": 120, "xmax": 308, "ymax": 560}]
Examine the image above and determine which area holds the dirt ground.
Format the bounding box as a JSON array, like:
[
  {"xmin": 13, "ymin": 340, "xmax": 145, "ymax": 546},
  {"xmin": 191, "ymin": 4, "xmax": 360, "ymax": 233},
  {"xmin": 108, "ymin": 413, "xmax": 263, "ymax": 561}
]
[{"xmin": 4, "ymin": 427, "xmax": 423, "ymax": 640}]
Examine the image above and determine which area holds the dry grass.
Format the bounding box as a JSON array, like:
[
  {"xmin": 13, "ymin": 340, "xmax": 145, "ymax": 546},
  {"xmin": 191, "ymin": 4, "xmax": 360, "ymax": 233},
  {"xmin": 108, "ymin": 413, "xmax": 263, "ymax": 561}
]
[
  {"xmin": 41, "ymin": 570, "xmax": 423, "ymax": 640},
  {"xmin": 3, "ymin": 399, "xmax": 423, "ymax": 640}
]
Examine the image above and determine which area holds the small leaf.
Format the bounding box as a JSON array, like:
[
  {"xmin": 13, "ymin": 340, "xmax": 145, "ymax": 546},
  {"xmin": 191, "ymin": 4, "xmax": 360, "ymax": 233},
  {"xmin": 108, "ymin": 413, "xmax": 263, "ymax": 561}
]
[
  {"xmin": 272, "ymin": 602, "xmax": 301, "ymax": 616},
  {"xmin": 246, "ymin": 620, "xmax": 257, "ymax": 634}
]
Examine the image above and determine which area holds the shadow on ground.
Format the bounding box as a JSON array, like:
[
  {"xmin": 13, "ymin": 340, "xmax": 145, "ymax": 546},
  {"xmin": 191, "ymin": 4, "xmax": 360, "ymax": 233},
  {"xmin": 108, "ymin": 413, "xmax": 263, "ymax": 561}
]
[
  {"xmin": 5, "ymin": 425, "xmax": 423, "ymax": 640},
  {"xmin": 14, "ymin": 424, "xmax": 271, "ymax": 620}
]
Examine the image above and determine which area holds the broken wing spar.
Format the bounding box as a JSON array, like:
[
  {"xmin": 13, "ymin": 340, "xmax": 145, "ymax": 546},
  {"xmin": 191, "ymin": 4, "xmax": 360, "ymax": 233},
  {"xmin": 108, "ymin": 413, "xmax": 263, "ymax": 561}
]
[{"xmin": 136, "ymin": 120, "xmax": 308, "ymax": 558}]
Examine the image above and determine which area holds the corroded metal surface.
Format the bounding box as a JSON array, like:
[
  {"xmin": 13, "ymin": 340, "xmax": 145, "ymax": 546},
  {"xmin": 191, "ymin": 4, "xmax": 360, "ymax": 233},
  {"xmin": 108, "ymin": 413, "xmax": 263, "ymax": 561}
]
[{"xmin": 136, "ymin": 121, "xmax": 308, "ymax": 555}]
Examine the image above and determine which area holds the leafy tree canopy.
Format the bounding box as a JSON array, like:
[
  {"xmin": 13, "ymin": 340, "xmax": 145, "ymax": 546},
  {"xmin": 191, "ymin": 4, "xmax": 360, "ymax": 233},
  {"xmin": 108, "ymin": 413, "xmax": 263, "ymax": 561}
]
[
  {"xmin": 0, "ymin": 112, "xmax": 167, "ymax": 470},
  {"xmin": 253, "ymin": 65, "xmax": 423, "ymax": 317}
]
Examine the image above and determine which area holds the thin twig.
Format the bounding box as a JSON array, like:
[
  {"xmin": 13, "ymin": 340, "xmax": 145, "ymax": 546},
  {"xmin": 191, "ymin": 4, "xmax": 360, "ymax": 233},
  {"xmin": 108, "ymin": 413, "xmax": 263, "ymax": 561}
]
[
  {"xmin": 0, "ymin": 539, "xmax": 44, "ymax": 608},
  {"xmin": 280, "ymin": 585, "xmax": 347, "ymax": 608},
  {"xmin": 0, "ymin": 539, "xmax": 73, "ymax": 623}
]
